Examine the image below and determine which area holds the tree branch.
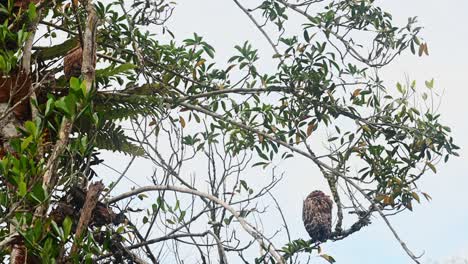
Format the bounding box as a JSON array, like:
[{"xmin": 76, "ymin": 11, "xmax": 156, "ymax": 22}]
[
  {"xmin": 179, "ymin": 101, "xmax": 422, "ymax": 263},
  {"xmin": 108, "ymin": 185, "xmax": 284, "ymax": 264},
  {"xmin": 232, "ymin": 0, "xmax": 280, "ymax": 56},
  {"xmin": 70, "ymin": 182, "xmax": 104, "ymax": 256}
]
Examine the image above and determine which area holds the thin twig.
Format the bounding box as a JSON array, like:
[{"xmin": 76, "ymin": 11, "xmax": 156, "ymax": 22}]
[
  {"xmin": 232, "ymin": 0, "xmax": 280, "ymax": 56},
  {"xmin": 179, "ymin": 101, "xmax": 422, "ymax": 263},
  {"xmin": 108, "ymin": 185, "xmax": 285, "ymax": 264}
]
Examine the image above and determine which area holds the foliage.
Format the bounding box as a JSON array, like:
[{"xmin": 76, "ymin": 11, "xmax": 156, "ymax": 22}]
[{"xmin": 0, "ymin": 0, "xmax": 458, "ymax": 263}]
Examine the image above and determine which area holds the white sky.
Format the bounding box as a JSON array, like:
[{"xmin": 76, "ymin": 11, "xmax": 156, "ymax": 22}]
[{"xmin": 97, "ymin": 0, "xmax": 468, "ymax": 263}]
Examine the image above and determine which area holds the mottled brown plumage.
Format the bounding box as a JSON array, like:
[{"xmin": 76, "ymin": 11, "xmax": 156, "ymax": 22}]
[
  {"xmin": 302, "ymin": 190, "xmax": 333, "ymax": 243},
  {"xmin": 0, "ymin": 70, "xmax": 32, "ymax": 121},
  {"xmin": 64, "ymin": 46, "xmax": 83, "ymax": 80},
  {"xmin": 64, "ymin": 45, "xmax": 97, "ymax": 80}
]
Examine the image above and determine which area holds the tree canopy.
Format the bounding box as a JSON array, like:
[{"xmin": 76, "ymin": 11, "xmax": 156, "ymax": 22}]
[{"xmin": 0, "ymin": 0, "xmax": 458, "ymax": 263}]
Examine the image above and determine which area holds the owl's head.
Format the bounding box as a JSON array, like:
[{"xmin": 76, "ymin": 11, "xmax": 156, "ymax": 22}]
[
  {"xmin": 306, "ymin": 190, "xmax": 332, "ymax": 207},
  {"xmin": 308, "ymin": 190, "xmax": 327, "ymax": 199}
]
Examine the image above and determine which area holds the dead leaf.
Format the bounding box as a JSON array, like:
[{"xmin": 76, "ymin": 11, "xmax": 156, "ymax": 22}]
[
  {"xmin": 352, "ymin": 89, "xmax": 362, "ymax": 97},
  {"xmin": 179, "ymin": 116, "xmax": 186, "ymax": 128},
  {"xmin": 307, "ymin": 123, "xmax": 316, "ymax": 137},
  {"xmin": 258, "ymin": 133, "xmax": 264, "ymax": 143}
]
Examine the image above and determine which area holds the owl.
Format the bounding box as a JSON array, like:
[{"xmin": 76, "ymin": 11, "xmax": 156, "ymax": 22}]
[
  {"xmin": 302, "ymin": 190, "xmax": 333, "ymax": 243},
  {"xmin": 64, "ymin": 46, "xmax": 83, "ymax": 80},
  {"xmin": 0, "ymin": 71, "xmax": 32, "ymax": 121},
  {"xmin": 64, "ymin": 45, "xmax": 97, "ymax": 80}
]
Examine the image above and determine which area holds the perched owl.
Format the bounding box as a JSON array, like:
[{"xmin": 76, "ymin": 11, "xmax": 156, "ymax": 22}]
[
  {"xmin": 64, "ymin": 45, "xmax": 97, "ymax": 80},
  {"xmin": 302, "ymin": 190, "xmax": 333, "ymax": 243},
  {"xmin": 0, "ymin": 70, "xmax": 32, "ymax": 121},
  {"xmin": 64, "ymin": 46, "xmax": 83, "ymax": 80}
]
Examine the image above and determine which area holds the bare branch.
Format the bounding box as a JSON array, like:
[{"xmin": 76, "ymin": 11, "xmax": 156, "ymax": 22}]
[
  {"xmin": 179, "ymin": 101, "xmax": 422, "ymax": 263},
  {"xmin": 108, "ymin": 185, "xmax": 285, "ymax": 264}
]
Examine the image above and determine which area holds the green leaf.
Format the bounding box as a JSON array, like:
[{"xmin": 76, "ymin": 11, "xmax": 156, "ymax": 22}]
[
  {"xmin": 396, "ymin": 82, "xmax": 405, "ymax": 94},
  {"xmin": 21, "ymin": 136, "xmax": 33, "ymax": 151},
  {"xmin": 35, "ymin": 37, "xmax": 80, "ymax": 61},
  {"xmin": 93, "ymin": 120, "xmax": 145, "ymax": 156},
  {"xmin": 27, "ymin": 2, "xmax": 37, "ymax": 20},
  {"xmin": 425, "ymin": 79, "xmax": 434, "ymax": 89},
  {"xmin": 45, "ymin": 98, "xmax": 55, "ymax": 117},
  {"xmin": 0, "ymin": 55, "xmax": 6, "ymax": 72},
  {"xmin": 426, "ymin": 162, "xmax": 437, "ymax": 173},
  {"xmin": 63, "ymin": 216, "xmax": 72, "ymax": 239},
  {"xmin": 18, "ymin": 181, "xmax": 27, "ymax": 197},
  {"xmin": 422, "ymin": 92, "xmax": 428, "ymax": 100},
  {"xmin": 51, "ymin": 221, "xmax": 64, "ymax": 241},
  {"xmin": 179, "ymin": 210, "xmax": 186, "ymax": 222},
  {"xmin": 138, "ymin": 193, "xmax": 148, "ymax": 200},
  {"xmin": 70, "ymin": 77, "xmax": 81, "ymax": 90},
  {"xmin": 116, "ymin": 226, "xmax": 125, "ymax": 234},
  {"xmin": 304, "ymin": 30, "xmax": 310, "ymax": 42},
  {"xmin": 24, "ymin": 121, "xmax": 37, "ymax": 137},
  {"xmin": 55, "ymin": 95, "xmax": 77, "ymax": 117},
  {"xmin": 29, "ymin": 183, "xmax": 46, "ymax": 204},
  {"xmin": 96, "ymin": 63, "xmax": 136, "ymax": 78}
]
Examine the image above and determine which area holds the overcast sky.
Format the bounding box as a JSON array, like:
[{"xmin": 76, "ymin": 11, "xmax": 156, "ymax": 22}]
[{"xmin": 98, "ymin": 0, "xmax": 468, "ymax": 263}]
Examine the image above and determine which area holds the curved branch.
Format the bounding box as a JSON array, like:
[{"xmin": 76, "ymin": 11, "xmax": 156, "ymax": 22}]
[
  {"xmin": 179, "ymin": 101, "xmax": 422, "ymax": 264},
  {"xmin": 232, "ymin": 0, "xmax": 280, "ymax": 56},
  {"xmin": 107, "ymin": 185, "xmax": 284, "ymax": 264}
]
